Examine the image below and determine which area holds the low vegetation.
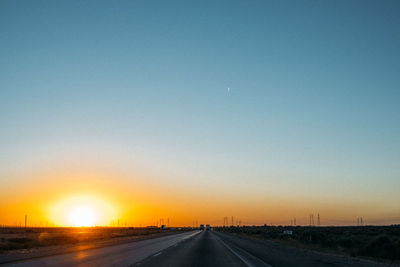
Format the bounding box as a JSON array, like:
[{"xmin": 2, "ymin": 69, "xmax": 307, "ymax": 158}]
[
  {"xmin": 216, "ymin": 225, "xmax": 400, "ymax": 261},
  {"xmin": 0, "ymin": 227, "xmax": 184, "ymax": 252}
]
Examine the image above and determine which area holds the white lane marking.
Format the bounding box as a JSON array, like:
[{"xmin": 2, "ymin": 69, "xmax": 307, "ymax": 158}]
[
  {"xmin": 150, "ymin": 231, "xmax": 201, "ymax": 257},
  {"xmin": 135, "ymin": 231, "xmax": 202, "ymax": 265},
  {"xmin": 182, "ymin": 230, "xmax": 202, "ymax": 240},
  {"xmin": 214, "ymin": 233, "xmax": 272, "ymax": 267}
]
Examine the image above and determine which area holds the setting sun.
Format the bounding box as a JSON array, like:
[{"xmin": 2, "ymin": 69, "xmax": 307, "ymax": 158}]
[
  {"xmin": 68, "ymin": 205, "xmax": 97, "ymax": 227},
  {"xmin": 50, "ymin": 195, "xmax": 117, "ymax": 227}
]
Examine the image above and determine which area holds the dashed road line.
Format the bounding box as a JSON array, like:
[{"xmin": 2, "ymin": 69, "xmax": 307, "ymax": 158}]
[{"xmin": 214, "ymin": 232, "xmax": 272, "ymax": 267}]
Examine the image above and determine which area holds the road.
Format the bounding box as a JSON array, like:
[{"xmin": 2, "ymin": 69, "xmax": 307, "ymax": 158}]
[
  {"xmin": 137, "ymin": 230, "xmax": 390, "ymax": 267},
  {"xmin": 3, "ymin": 231, "xmax": 200, "ymax": 267},
  {"xmin": 4, "ymin": 230, "xmax": 392, "ymax": 267}
]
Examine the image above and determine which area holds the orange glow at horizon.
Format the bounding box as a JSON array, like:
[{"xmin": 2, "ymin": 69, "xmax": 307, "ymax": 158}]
[{"xmin": 1, "ymin": 166, "xmax": 399, "ymax": 227}]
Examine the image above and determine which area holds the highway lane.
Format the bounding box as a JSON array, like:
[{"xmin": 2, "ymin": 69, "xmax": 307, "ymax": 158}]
[
  {"xmin": 136, "ymin": 228, "xmax": 251, "ymax": 267},
  {"xmin": 137, "ymin": 230, "xmax": 391, "ymax": 267},
  {"xmin": 4, "ymin": 231, "xmax": 200, "ymax": 267}
]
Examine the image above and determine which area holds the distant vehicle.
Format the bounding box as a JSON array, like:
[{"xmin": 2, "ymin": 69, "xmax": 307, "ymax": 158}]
[
  {"xmin": 283, "ymin": 230, "xmax": 293, "ymax": 235},
  {"xmin": 206, "ymin": 224, "xmax": 211, "ymax": 230},
  {"xmin": 199, "ymin": 224, "xmax": 205, "ymax": 230}
]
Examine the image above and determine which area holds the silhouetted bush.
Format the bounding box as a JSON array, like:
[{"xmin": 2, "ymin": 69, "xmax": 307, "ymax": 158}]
[
  {"xmin": 8, "ymin": 237, "xmax": 34, "ymax": 243},
  {"xmin": 360, "ymin": 235, "xmax": 400, "ymax": 260},
  {"xmin": 338, "ymin": 237, "xmax": 353, "ymax": 248}
]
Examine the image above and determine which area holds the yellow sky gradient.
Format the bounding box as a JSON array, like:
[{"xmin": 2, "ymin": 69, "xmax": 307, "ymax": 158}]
[{"xmin": 1, "ymin": 162, "xmax": 398, "ymax": 227}]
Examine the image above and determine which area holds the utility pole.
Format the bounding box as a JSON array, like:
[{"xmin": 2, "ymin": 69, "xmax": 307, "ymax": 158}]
[
  {"xmin": 24, "ymin": 215, "xmax": 27, "ymax": 230},
  {"xmin": 317, "ymin": 213, "xmax": 320, "ymax": 226},
  {"xmin": 309, "ymin": 214, "xmax": 315, "ymax": 226},
  {"xmin": 231, "ymin": 216, "xmax": 234, "ymax": 226}
]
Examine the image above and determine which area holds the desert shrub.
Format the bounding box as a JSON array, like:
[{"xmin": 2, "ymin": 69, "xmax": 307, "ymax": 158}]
[
  {"xmin": 8, "ymin": 237, "xmax": 34, "ymax": 243},
  {"xmin": 360, "ymin": 235, "xmax": 400, "ymax": 260},
  {"xmin": 38, "ymin": 233, "xmax": 78, "ymax": 245},
  {"xmin": 338, "ymin": 237, "xmax": 353, "ymax": 248},
  {"xmin": 0, "ymin": 243, "xmax": 24, "ymax": 250},
  {"xmin": 0, "ymin": 237, "xmax": 39, "ymax": 250},
  {"xmin": 320, "ymin": 237, "xmax": 335, "ymax": 248}
]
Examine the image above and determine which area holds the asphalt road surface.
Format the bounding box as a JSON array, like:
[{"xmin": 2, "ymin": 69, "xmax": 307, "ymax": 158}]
[
  {"xmin": 4, "ymin": 230, "xmax": 393, "ymax": 267},
  {"xmin": 4, "ymin": 231, "xmax": 200, "ymax": 267},
  {"xmin": 137, "ymin": 230, "xmax": 391, "ymax": 267}
]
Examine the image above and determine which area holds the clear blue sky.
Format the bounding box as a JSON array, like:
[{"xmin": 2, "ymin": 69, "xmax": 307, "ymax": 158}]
[{"xmin": 1, "ymin": 0, "xmax": 399, "ymax": 224}]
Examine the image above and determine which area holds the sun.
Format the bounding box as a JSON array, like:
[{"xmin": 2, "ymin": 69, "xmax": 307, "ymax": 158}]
[
  {"xmin": 50, "ymin": 195, "xmax": 116, "ymax": 227},
  {"xmin": 68, "ymin": 205, "xmax": 97, "ymax": 227}
]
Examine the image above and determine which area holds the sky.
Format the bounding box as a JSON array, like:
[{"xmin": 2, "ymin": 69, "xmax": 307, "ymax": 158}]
[{"xmin": 0, "ymin": 0, "xmax": 399, "ymax": 226}]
